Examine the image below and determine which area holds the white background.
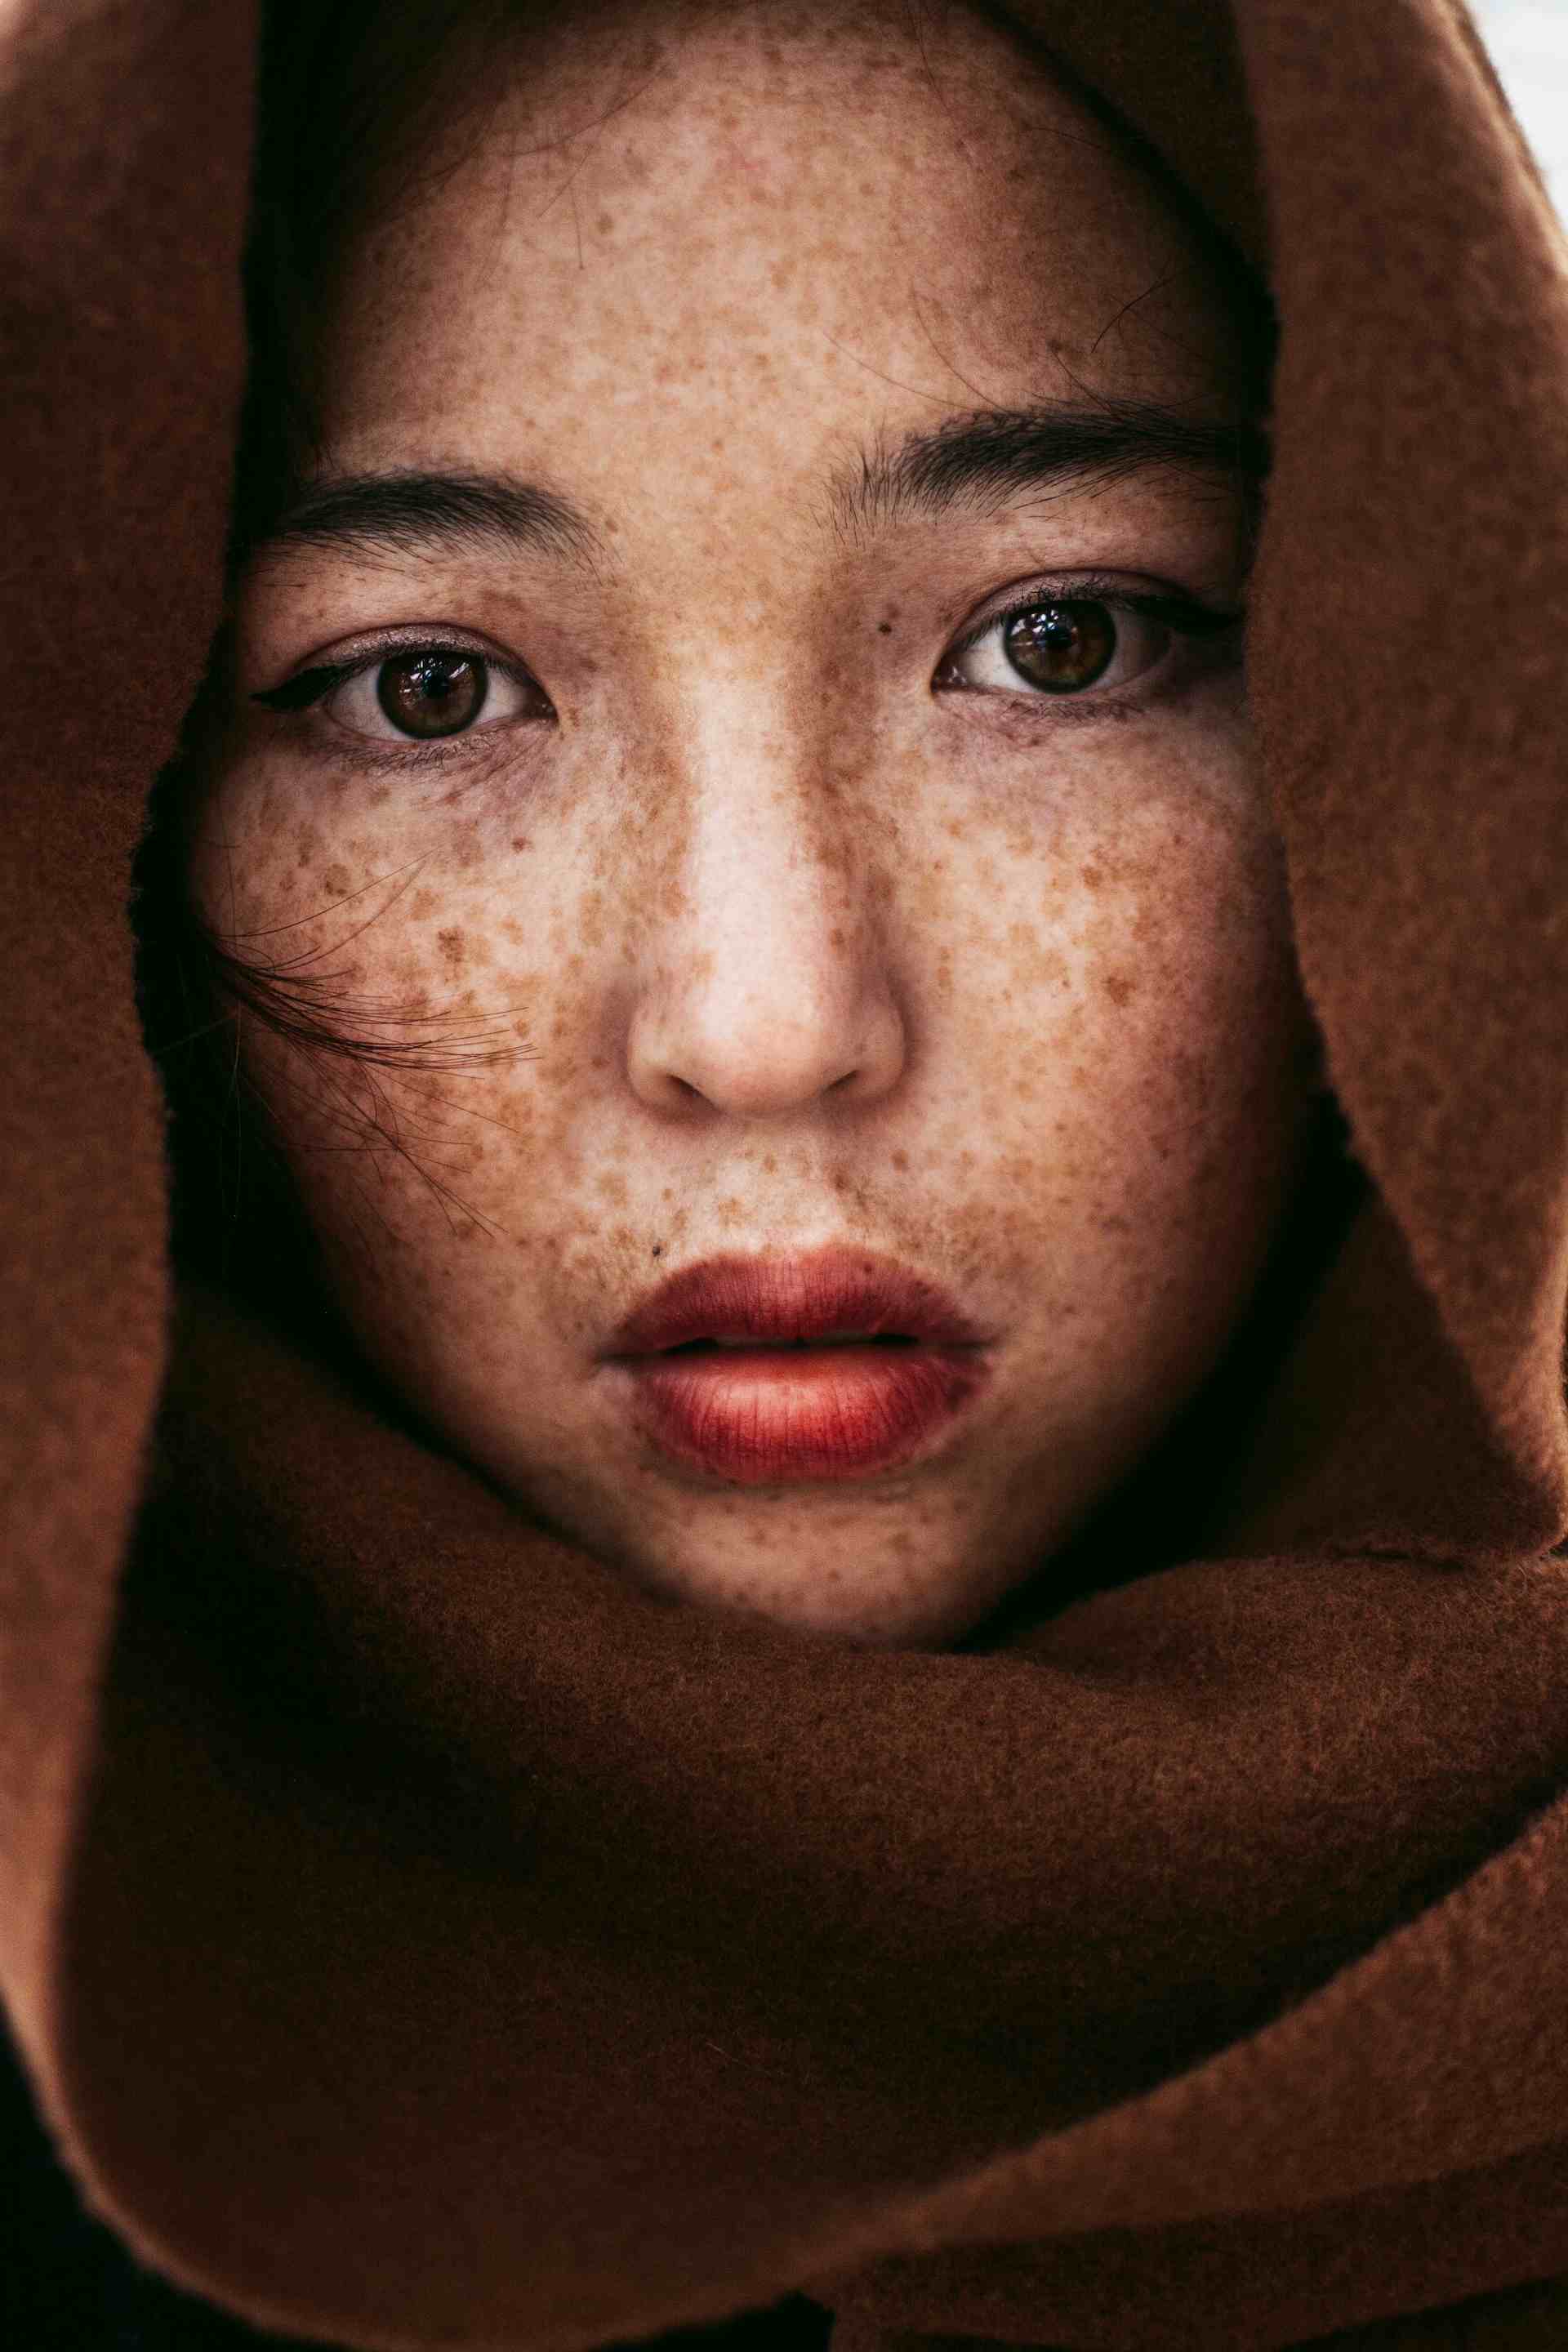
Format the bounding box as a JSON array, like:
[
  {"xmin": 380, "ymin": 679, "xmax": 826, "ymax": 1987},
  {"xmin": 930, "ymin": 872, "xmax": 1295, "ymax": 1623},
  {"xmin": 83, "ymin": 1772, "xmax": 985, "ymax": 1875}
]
[{"xmin": 1470, "ymin": 0, "xmax": 1568, "ymax": 221}]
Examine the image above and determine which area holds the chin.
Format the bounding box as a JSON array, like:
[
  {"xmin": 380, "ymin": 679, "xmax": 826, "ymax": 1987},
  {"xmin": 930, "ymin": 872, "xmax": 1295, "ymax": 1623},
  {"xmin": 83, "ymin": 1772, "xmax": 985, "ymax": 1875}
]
[{"xmin": 610, "ymin": 1541, "xmax": 1026, "ymax": 1651}]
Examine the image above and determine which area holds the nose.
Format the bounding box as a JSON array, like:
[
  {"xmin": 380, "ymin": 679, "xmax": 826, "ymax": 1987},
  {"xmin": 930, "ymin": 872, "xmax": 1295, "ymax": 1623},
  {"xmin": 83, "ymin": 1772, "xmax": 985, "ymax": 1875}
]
[{"xmin": 626, "ymin": 737, "xmax": 906, "ymax": 1120}]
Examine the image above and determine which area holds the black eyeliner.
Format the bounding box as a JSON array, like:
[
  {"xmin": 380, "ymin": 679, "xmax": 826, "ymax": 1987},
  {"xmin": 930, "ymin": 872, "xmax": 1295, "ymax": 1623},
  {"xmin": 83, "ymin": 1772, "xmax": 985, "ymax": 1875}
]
[
  {"xmin": 950, "ymin": 578, "xmax": 1242, "ymax": 659},
  {"xmin": 252, "ymin": 662, "xmax": 356, "ymax": 712}
]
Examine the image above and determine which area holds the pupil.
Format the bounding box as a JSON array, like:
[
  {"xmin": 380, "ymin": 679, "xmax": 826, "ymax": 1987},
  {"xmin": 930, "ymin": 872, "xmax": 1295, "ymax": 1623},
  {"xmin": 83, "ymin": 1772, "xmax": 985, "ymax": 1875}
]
[
  {"xmin": 377, "ymin": 653, "xmax": 485, "ymax": 737},
  {"xmin": 1003, "ymin": 600, "xmax": 1116, "ymax": 693}
]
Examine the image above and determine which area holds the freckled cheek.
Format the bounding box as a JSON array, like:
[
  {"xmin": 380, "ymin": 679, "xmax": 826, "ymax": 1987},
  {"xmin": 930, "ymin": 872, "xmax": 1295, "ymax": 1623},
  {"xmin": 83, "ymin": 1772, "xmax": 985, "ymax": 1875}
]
[
  {"xmin": 978, "ymin": 833, "xmax": 1304, "ymax": 1209},
  {"xmin": 186, "ymin": 769, "xmax": 614, "ymax": 1200},
  {"xmin": 185, "ymin": 756, "xmax": 408, "ymax": 934}
]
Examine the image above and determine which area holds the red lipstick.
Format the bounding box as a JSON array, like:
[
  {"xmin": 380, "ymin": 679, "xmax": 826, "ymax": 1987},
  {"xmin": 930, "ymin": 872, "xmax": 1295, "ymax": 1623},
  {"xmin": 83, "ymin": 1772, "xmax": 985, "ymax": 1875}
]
[{"xmin": 602, "ymin": 1247, "xmax": 994, "ymax": 1484}]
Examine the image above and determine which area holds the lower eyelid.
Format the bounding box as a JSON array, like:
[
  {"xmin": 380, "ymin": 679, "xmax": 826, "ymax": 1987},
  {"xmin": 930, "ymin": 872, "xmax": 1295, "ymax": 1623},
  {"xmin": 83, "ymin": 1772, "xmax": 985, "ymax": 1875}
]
[
  {"xmin": 252, "ymin": 638, "xmax": 546, "ymax": 708},
  {"xmin": 935, "ymin": 638, "xmax": 1241, "ymax": 729},
  {"xmin": 938, "ymin": 612, "xmax": 1166, "ymax": 697},
  {"xmin": 322, "ymin": 654, "xmax": 549, "ymax": 740},
  {"xmin": 946, "ymin": 592, "xmax": 1242, "ymax": 693},
  {"xmin": 256, "ymin": 602, "xmax": 1235, "ymax": 746}
]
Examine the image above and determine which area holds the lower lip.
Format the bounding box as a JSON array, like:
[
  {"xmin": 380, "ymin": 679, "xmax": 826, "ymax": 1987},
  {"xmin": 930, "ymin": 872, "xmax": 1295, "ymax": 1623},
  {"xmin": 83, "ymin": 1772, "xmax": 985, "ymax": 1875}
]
[{"xmin": 608, "ymin": 1342, "xmax": 991, "ymax": 1484}]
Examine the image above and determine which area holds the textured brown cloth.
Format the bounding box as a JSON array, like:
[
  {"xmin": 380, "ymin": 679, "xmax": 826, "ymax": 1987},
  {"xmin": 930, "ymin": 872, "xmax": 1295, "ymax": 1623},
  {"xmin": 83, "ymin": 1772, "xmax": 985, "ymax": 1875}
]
[{"xmin": 5, "ymin": 2, "xmax": 1568, "ymax": 2348}]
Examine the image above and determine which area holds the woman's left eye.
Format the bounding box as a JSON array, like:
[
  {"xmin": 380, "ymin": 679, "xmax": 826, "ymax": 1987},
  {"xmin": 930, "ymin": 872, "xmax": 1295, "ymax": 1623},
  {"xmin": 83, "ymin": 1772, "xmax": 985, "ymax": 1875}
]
[
  {"xmin": 253, "ymin": 647, "xmax": 549, "ymax": 742},
  {"xmin": 934, "ymin": 590, "xmax": 1237, "ymax": 702}
]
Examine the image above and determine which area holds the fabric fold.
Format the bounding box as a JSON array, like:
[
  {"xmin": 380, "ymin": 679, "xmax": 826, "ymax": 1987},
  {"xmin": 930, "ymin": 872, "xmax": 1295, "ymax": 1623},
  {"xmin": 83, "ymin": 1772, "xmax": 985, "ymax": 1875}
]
[{"xmin": 2, "ymin": 2, "xmax": 1568, "ymax": 2349}]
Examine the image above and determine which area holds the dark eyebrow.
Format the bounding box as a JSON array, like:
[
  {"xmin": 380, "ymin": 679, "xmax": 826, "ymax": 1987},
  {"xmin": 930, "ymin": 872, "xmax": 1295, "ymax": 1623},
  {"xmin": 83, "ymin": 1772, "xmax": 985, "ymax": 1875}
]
[
  {"xmin": 246, "ymin": 470, "xmax": 607, "ymax": 572},
  {"xmin": 243, "ymin": 397, "xmax": 1264, "ymax": 573},
  {"xmin": 822, "ymin": 395, "xmax": 1267, "ymax": 547}
]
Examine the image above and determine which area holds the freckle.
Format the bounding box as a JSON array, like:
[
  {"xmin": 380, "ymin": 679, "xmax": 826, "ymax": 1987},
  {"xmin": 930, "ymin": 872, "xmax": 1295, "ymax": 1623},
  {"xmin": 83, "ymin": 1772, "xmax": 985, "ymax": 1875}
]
[
  {"xmin": 597, "ymin": 1170, "xmax": 628, "ymax": 1206},
  {"xmin": 761, "ymin": 1154, "xmax": 777, "ymax": 1174},
  {"xmin": 511, "ymin": 836, "xmax": 532, "ymax": 853},
  {"xmin": 595, "ymin": 211, "xmax": 612, "ymax": 234},
  {"xmin": 411, "ymin": 888, "xmax": 438, "ymax": 919},
  {"xmin": 437, "ymin": 927, "xmax": 466, "ymax": 974},
  {"xmin": 323, "ymin": 863, "xmax": 351, "ymax": 898},
  {"xmin": 1080, "ymin": 863, "xmax": 1105, "ymax": 892},
  {"xmin": 892, "ymin": 1150, "xmax": 908, "ymax": 1170},
  {"xmin": 1104, "ymin": 972, "xmax": 1136, "ymax": 1007}
]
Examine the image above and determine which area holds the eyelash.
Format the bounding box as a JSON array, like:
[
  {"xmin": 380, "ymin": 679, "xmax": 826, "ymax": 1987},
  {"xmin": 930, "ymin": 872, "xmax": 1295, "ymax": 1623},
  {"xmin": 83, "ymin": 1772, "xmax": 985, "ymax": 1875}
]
[
  {"xmin": 939, "ymin": 572, "xmax": 1241, "ymax": 705},
  {"xmin": 251, "ymin": 635, "xmax": 546, "ymax": 772},
  {"xmin": 249, "ymin": 574, "xmax": 1243, "ymax": 762}
]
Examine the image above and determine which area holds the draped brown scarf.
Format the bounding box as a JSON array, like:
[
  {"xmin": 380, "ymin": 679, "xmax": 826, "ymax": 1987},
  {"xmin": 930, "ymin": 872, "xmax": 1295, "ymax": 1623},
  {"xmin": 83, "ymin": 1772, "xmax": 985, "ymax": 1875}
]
[{"xmin": 4, "ymin": 2, "xmax": 1568, "ymax": 2346}]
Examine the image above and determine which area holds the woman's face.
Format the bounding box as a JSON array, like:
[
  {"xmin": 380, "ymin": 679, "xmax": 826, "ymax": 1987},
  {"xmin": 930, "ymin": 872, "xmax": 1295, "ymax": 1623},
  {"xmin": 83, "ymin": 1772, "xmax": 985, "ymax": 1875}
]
[{"xmin": 190, "ymin": 0, "xmax": 1323, "ymax": 1648}]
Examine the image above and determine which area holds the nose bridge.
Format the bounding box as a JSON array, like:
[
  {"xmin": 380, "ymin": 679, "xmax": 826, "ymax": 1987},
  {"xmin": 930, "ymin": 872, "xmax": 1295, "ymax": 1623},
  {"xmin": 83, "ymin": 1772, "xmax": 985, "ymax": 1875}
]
[
  {"xmin": 693, "ymin": 693, "xmax": 854, "ymax": 959},
  {"xmin": 625, "ymin": 672, "xmax": 905, "ymax": 1117}
]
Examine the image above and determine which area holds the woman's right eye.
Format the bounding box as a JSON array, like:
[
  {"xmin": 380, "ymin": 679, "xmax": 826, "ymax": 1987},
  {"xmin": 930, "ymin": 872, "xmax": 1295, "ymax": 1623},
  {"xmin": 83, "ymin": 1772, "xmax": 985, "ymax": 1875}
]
[{"xmin": 253, "ymin": 647, "xmax": 552, "ymax": 743}]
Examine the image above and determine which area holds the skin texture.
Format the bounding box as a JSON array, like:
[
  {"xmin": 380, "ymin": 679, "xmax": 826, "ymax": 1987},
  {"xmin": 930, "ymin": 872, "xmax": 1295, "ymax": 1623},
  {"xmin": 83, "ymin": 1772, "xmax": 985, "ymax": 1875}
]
[{"xmin": 187, "ymin": 0, "xmax": 1326, "ymax": 1649}]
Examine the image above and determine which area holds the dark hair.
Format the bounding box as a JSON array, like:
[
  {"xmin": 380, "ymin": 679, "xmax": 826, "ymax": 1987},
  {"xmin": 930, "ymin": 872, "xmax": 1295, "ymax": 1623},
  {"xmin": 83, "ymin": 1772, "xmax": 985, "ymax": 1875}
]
[
  {"xmin": 132, "ymin": 0, "xmax": 1289, "ymax": 1342},
  {"xmin": 134, "ymin": 0, "xmax": 541, "ymax": 1334}
]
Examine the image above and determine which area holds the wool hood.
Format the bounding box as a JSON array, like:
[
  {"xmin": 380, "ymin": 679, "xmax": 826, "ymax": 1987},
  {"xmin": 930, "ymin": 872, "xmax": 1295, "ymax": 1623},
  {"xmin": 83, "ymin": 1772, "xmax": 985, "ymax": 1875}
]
[{"xmin": 5, "ymin": 2, "xmax": 1568, "ymax": 2348}]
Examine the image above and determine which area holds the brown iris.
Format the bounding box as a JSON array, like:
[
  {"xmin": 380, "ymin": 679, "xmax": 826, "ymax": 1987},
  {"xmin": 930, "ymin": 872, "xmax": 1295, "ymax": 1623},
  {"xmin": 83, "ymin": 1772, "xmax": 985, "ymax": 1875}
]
[
  {"xmin": 376, "ymin": 652, "xmax": 487, "ymax": 737},
  {"xmin": 1003, "ymin": 600, "xmax": 1117, "ymax": 693}
]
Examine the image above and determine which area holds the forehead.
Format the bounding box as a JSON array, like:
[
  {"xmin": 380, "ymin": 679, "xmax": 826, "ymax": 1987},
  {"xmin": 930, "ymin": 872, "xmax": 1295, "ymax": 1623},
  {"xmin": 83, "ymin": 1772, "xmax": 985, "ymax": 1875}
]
[{"xmin": 308, "ymin": 0, "xmax": 1250, "ymax": 520}]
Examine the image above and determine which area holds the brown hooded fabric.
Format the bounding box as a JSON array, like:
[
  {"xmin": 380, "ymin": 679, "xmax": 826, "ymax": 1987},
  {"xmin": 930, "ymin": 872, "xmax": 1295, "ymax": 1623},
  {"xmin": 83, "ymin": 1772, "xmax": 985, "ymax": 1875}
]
[{"xmin": 5, "ymin": 1, "xmax": 1568, "ymax": 2347}]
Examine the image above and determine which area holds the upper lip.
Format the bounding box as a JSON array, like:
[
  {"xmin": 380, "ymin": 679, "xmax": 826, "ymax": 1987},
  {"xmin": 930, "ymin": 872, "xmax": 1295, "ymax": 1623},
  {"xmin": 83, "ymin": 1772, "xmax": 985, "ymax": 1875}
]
[{"xmin": 604, "ymin": 1245, "xmax": 991, "ymax": 1357}]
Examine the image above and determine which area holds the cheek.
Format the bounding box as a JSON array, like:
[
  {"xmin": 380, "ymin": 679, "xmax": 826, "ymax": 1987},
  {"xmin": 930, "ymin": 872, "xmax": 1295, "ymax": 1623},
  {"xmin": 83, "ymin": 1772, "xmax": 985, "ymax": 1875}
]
[
  {"xmin": 183, "ymin": 757, "xmax": 593, "ymax": 1227},
  {"xmin": 966, "ymin": 797, "xmax": 1312, "ymax": 1303}
]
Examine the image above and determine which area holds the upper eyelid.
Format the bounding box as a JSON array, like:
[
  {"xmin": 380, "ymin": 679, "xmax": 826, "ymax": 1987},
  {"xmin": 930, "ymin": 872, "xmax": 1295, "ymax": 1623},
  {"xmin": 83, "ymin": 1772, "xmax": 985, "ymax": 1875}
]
[
  {"xmin": 950, "ymin": 575, "xmax": 1242, "ymax": 653},
  {"xmin": 251, "ymin": 639, "xmax": 540, "ymax": 718},
  {"xmin": 250, "ymin": 621, "xmax": 528, "ymax": 699},
  {"xmin": 247, "ymin": 572, "xmax": 1241, "ymax": 715}
]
